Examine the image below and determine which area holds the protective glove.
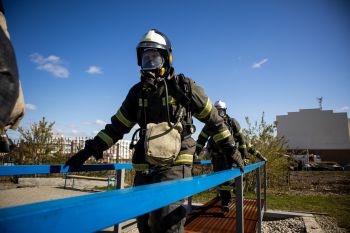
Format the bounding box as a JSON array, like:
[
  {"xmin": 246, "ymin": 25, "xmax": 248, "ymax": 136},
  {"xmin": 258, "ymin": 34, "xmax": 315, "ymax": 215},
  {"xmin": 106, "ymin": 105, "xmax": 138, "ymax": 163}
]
[
  {"xmin": 0, "ymin": 133, "xmax": 10, "ymax": 153},
  {"xmin": 223, "ymin": 143, "xmax": 244, "ymax": 172},
  {"xmin": 243, "ymin": 158, "xmax": 250, "ymax": 165},
  {"xmin": 64, "ymin": 148, "xmax": 92, "ymax": 170}
]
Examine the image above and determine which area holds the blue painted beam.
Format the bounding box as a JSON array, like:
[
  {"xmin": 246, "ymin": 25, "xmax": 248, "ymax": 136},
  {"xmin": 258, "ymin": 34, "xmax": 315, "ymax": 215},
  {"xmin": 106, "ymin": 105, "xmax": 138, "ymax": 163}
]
[
  {"xmin": 0, "ymin": 160, "xmax": 212, "ymax": 176},
  {"xmin": 0, "ymin": 162, "xmax": 264, "ymax": 233},
  {"xmin": 0, "ymin": 163, "xmax": 133, "ymax": 176},
  {"xmin": 194, "ymin": 160, "xmax": 211, "ymax": 165}
]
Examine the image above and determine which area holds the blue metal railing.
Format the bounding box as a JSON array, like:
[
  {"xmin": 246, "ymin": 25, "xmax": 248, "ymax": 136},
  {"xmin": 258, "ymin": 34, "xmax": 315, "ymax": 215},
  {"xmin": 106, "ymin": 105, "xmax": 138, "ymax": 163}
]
[
  {"xmin": 0, "ymin": 161, "xmax": 266, "ymax": 233},
  {"xmin": 0, "ymin": 160, "xmax": 211, "ymax": 176}
]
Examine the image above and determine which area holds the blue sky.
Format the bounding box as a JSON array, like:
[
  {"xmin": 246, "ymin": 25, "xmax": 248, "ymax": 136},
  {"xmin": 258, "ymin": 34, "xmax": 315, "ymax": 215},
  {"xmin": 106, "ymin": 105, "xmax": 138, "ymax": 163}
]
[{"xmin": 3, "ymin": 0, "xmax": 350, "ymax": 140}]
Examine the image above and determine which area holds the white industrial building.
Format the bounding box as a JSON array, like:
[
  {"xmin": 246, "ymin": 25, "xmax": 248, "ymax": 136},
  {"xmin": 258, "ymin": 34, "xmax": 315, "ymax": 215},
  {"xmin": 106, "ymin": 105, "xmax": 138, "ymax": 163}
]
[{"xmin": 276, "ymin": 108, "xmax": 350, "ymax": 164}]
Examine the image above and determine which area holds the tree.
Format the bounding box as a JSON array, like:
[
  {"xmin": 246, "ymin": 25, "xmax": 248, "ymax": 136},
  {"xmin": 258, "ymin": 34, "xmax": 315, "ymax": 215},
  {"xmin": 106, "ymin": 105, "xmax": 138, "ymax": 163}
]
[
  {"xmin": 244, "ymin": 113, "xmax": 293, "ymax": 191},
  {"xmin": 17, "ymin": 117, "xmax": 57, "ymax": 164}
]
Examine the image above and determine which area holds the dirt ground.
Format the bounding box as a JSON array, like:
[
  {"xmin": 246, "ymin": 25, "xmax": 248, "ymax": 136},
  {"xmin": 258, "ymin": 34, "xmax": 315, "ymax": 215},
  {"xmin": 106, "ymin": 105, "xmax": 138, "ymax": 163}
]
[{"xmin": 287, "ymin": 171, "xmax": 350, "ymax": 195}]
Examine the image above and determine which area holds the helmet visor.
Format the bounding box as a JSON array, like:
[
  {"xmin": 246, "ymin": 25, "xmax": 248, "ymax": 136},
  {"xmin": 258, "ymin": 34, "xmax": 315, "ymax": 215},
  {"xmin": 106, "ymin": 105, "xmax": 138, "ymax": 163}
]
[{"xmin": 141, "ymin": 49, "xmax": 164, "ymax": 70}]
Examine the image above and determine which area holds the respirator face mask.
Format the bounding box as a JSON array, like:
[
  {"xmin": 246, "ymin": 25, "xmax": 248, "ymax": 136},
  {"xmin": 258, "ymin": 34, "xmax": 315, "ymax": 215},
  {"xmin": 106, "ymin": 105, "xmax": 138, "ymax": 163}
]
[
  {"xmin": 141, "ymin": 49, "xmax": 164, "ymax": 71},
  {"xmin": 217, "ymin": 108, "xmax": 226, "ymax": 117}
]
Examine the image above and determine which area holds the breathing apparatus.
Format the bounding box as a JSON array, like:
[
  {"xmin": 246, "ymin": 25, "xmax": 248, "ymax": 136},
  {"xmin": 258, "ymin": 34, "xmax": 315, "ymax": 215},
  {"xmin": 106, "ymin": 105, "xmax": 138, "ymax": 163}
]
[
  {"xmin": 137, "ymin": 29, "xmax": 173, "ymax": 81},
  {"xmin": 214, "ymin": 100, "xmax": 227, "ymax": 117}
]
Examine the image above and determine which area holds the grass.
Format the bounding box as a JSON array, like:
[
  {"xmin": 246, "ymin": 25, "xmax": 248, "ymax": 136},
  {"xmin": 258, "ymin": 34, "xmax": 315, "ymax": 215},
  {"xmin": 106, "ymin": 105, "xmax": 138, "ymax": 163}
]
[
  {"xmin": 299, "ymin": 171, "xmax": 350, "ymax": 175},
  {"xmin": 262, "ymin": 193, "xmax": 350, "ymax": 231},
  {"xmin": 192, "ymin": 189, "xmax": 217, "ymax": 203}
]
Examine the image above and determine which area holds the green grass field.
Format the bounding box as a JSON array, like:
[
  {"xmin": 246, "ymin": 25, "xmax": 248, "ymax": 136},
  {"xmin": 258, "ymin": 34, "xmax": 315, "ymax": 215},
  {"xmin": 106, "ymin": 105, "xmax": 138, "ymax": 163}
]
[{"xmin": 263, "ymin": 193, "xmax": 350, "ymax": 231}]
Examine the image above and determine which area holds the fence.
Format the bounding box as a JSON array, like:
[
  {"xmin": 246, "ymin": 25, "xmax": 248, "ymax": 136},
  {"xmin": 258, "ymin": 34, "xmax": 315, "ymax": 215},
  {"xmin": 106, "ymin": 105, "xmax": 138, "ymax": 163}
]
[{"xmin": 0, "ymin": 161, "xmax": 267, "ymax": 233}]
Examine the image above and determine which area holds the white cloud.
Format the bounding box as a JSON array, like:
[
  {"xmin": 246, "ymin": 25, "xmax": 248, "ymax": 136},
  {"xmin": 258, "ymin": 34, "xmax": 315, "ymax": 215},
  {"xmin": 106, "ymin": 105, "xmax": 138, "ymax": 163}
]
[
  {"xmin": 25, "ymin": 103, "xmax": 37, "ymax": 111},
  {"xmin": 252, "ymin": 58, "xmax": 269, "ymax": 69},
  {"xmin": 30, "ymin": 53, "xmax": 70, "ymax": 78},
  {"xmin": 95, "ymin": 119, "xmax": 106, "ymax": 126},
  {"xmin": 340, "ymin": 106, "xmax": 349, "ymax": 111},
  {"xmin": 86, "ymin": 66, "xmax": 103, "ymax": 75},
  {"xmin": 71, "ymin": 129, "xmax": 79, "ymax": 135}
]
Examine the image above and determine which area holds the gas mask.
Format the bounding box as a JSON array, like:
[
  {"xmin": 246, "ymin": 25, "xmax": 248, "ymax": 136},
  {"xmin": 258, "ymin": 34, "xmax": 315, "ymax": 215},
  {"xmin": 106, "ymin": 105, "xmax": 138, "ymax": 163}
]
[
  {"xmin": 217, "ymin": 108, "xmax": 226, "ymax": 117},
  {"xmin": 141, "ymin": 49, "xmax": 166, "ymax": 80}
]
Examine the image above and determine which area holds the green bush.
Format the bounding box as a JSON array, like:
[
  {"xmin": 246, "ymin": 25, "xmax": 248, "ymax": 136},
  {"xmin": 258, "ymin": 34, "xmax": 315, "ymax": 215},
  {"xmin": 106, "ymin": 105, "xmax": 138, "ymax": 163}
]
[{"xmin": 244, "ymin": 113, "xmax": 293, "ymax": 192}]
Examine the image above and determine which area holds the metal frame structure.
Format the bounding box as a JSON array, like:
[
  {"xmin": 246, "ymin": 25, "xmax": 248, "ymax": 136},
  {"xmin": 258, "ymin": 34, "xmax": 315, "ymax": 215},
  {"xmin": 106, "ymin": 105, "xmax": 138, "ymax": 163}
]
[{"xmin": 0, "ymin": 161, "xmax": 266, "ymax": 233}]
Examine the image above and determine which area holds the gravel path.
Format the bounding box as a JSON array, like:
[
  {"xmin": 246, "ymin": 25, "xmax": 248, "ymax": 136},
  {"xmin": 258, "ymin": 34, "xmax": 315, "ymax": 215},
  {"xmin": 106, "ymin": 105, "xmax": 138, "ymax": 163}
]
[
  {"xmin": 261, "ymin": 215, "xmax": 348, "ymax": 233},
  {"xmin": 314, "ymin": 215, "xmax": 348, "ymax": 233},
  {"xmin": 262, "ymin": 217, "xmax": 305, "ymax": 233},
  {"xmin": 0, "ymin": 186, "xmax": 95, "ymax": 208}
]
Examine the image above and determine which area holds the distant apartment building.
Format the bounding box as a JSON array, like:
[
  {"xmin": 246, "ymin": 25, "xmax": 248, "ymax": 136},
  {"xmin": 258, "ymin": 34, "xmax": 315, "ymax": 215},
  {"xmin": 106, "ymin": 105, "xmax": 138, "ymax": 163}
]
[
  {"xmin": 55, "ymin": 138, "xmax": 133, "ymax": 163},
  {"xmin": 276, "ymin": 108, "xmax": 350, "ymax": 164}
]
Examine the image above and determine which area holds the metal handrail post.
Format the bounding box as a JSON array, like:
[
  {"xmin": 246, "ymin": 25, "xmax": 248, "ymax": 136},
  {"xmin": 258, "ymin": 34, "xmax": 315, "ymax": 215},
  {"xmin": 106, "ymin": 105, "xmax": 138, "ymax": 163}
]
[
  {"xmin": 235, "ymin": 173, "xmax": 244, "ymax": 233},
  {"xmin": 263, "ymin": 163, "xmax": 267, "ymax": 210},
  {"xmin": 64, "ymin": 173, "xmax": 67, "ymax": 189},
  {"xmin": 114, "ymin": 169, "xmax": 125, "ymax": 233},
  {"xmin": 116, "ymin": 169, "xmax": 125, "ymax": 189},
  {"xmin": 72, "ymin": 176, "xmax": 75, "ymax": 189},
  {"xmin": 256, "ymin": 167, "xmax": 262, "ymax": 233},
  {"xmin": 187, "ymin": 196, "xmax": 193, "ymax": 214}
]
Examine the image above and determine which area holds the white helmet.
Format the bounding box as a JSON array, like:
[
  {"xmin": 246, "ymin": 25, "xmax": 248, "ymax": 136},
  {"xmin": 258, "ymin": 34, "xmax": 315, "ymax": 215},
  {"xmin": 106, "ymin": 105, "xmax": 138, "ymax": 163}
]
[
  {"xmin": 136, "ymin": 29, "xmax": 173, "ymax": 77},
  {"xmin": 214, "ymin": 100, "xmax": 227, "ymax": 110}
]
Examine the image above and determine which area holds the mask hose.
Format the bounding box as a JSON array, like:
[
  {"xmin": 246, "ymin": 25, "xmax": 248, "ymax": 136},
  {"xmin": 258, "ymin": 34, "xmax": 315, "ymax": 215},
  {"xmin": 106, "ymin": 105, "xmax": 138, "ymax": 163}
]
[{"xmin": 162, "ymin": 79, "xmax": 172, "ymax": 127}]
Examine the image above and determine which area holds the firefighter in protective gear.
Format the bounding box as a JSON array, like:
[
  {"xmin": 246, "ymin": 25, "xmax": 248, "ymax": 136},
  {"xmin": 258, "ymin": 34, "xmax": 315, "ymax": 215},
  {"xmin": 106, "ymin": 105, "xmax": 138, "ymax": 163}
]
[
  {"xmin": 65, "ymin": 29, "xmax": 244, "ymax": 233},
  {"xmin": 196, "ymin": 100, "xmax": 266, "ymax": 212}
]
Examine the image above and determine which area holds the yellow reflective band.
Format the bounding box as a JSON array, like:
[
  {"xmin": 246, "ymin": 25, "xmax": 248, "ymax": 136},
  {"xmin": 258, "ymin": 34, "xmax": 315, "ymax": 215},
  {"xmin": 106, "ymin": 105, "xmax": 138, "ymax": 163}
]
[
  {"xmin": 139, "ymin": 98, "xmax": 148, "ymax": 107},
  {"xmin": 213, "ymin": 129, "xmax": 231, "ymax": 143},
  {"xmin": 133, "ymin": 163, "xmax": 149, "ymax": 171},
  {"xmin": 195, "ymin": 98, "xmax": 212, "ymax": 119},
  {"xmin": 97, "ymin": 131, "xmax": 114, "ymax": 147},
  {"xmin": 162, "ymin": 96, "xmax": 176, "ymax": 106},
  {"xmin": 196, "ymin": 143, "xmax": 203, "ymax": 148},
  {"xmin": 235, "ymin": 128, "xmax": 243, "ymax": 136},
  {"xmin": 200, "ymin": 131, "xmax": 209, "ymax": 139},
  {"xmin": 169, "ymin": 96, "xmax": 176, "ymax": 104},
  {"xmin": 248, "ymin": 143, "xmax": 252, "ymax": 148},
  {"xmin": 175, "ymin": 154, "xmax": 193, "ymax": 163},
  {"xmin": 115, "ymin": 109, "xmax": 135, "ymax": 128},
  {"xmin": 239, "ymin": 144, "xmax": 247, "ymax": 149}
]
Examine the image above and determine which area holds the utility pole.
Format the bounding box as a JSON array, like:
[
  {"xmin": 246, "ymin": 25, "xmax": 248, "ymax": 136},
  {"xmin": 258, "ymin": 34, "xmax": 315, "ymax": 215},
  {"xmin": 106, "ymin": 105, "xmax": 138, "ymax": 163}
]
[{"xmin": 317, "ymin": 97, "xmax": 323, "ymax": 110}]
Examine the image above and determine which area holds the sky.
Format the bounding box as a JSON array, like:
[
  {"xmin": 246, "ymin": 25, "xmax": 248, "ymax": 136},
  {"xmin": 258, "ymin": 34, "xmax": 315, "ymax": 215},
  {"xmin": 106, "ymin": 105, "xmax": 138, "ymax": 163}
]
[{"xmin": 3, "ymin": 0, "xmax": 350, "ymax": 140}]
